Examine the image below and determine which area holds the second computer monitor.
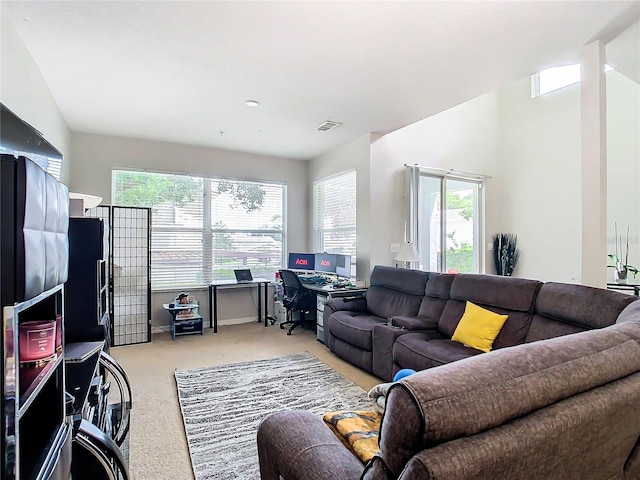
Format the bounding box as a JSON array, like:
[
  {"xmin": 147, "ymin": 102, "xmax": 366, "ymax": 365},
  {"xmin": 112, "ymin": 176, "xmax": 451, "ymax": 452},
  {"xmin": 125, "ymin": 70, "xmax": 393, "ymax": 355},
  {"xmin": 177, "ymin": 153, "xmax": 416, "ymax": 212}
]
[
  {"xmin": 287, "ymin": 252, "xmax": 316, "ymax": 272},
  {"xmin": 314, "ymin": 253, "xmax": 337, "ymax": 274},
  {"xmin": 335, "ymin": 254, "xmax": 351, "ymax": 279}
]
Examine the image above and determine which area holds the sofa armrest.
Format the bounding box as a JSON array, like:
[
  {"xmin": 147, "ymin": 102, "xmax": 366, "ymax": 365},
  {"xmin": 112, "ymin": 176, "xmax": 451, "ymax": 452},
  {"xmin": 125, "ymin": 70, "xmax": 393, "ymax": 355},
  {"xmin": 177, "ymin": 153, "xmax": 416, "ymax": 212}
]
[
  {"xmin": 372, "ymin": 323, "xmax": 411, "ymax": 381},
  {"xmin": 391, "ymin": 315, "xmax": 439, "ymax": 331},
  {"xmin": 325, "ymin": 296, "xmax": 368, "ymax": 315},
  {"xmin": 257, "ymin": 410, "xmax": 364, "ymax": 480}
]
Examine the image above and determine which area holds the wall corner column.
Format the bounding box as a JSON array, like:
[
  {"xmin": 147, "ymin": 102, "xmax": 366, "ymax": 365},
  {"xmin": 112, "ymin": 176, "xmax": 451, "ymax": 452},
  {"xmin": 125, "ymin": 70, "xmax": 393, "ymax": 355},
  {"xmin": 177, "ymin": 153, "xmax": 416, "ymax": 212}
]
[{"xmin": 580, "ymin": 41, "xmax": 607, "ymax": 288}]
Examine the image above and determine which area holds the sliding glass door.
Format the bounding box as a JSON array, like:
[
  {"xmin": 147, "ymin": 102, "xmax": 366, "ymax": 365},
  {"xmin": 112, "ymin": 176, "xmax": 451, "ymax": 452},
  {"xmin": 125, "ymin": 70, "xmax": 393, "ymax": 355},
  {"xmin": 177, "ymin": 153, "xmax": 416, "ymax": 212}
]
[{"xmin": 417, "ymin": 173, "xmax": 482, "ymax": 273}]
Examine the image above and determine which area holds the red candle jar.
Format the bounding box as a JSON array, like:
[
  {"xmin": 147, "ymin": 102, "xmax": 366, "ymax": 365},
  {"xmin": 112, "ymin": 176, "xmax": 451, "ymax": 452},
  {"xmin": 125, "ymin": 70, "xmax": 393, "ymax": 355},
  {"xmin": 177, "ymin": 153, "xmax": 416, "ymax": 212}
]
[{"xmin": 19, "ymin": 320, "xmax": 56, "ymax": 362}]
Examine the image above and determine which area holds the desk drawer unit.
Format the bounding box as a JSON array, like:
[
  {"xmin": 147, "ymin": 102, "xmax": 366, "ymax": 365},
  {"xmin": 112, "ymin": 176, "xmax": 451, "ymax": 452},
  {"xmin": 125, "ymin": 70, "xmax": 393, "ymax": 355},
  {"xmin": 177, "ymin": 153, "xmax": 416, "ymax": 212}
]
[
  {"xmin": 316, "ymin": 295, "xmax": 328, "ymax": 343},
  {"xmin": 174, "ymin": 318, "xmax": 204, "ymax": 336}
]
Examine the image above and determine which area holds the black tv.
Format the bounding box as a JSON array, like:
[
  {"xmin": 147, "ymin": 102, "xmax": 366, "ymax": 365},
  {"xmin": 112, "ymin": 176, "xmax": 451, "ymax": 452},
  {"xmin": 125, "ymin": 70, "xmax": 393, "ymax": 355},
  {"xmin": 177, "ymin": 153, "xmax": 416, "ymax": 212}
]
[
  {"xmin": 335, "ymin": 254, "xmax": 352, "ymax": 279},
  {"xmin": 315, "ymin": 253, "xmax": 337, "ymax": 274},
  {"xmin": 287, "ymin": 252, "xmax": 315, "ymax": 272}
]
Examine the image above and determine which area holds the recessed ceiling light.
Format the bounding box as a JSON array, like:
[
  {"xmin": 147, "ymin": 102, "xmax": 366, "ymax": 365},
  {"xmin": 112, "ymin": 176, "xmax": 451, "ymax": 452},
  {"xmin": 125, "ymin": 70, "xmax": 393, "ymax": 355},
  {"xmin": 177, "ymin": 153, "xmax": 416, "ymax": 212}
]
[{"xmin": 245, "ymin": 100, "xmax": 260, "ymax": 107}]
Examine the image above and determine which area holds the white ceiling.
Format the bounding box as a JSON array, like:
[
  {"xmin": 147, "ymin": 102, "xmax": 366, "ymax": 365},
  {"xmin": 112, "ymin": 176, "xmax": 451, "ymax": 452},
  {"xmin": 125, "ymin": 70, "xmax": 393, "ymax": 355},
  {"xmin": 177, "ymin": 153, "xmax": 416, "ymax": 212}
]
[{"xmin": 3, "ymin": 1, "xmax": 639, "ymax": 161}]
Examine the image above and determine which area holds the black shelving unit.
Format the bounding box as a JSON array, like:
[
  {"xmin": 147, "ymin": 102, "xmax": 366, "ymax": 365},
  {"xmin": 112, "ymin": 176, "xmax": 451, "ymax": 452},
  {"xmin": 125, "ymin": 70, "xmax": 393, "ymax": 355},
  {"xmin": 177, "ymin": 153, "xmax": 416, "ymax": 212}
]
[
  {"xmin": 2, "ymin": 146, "xmax": 72, "ymax": 480},
  {"xmin": 65, "ymin": 218, "xmax": 111, "ymax": 348},
  {"xmin": 3, "ymin": 286, "xmax": 72, "ymax": 480}
]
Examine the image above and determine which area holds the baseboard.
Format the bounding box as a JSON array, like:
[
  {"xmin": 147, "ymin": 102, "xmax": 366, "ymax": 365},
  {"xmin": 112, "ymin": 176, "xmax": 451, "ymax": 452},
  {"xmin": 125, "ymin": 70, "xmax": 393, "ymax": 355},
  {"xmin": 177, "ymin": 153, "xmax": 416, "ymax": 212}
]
[
  {"xmin": 152, "ymin": 316, "xmax": 259, "ymax": 333},
  {"xmin": 218, "ymin": 316, "xmax": 259, "ymax": 326}
]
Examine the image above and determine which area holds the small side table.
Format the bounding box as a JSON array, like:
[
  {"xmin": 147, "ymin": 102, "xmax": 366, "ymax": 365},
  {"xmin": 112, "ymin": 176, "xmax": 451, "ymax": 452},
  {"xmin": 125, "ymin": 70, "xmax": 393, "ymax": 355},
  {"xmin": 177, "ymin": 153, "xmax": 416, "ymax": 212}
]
[{"xmin": 163, "ymin": 303, "xmax": 204, "ymax": 340}]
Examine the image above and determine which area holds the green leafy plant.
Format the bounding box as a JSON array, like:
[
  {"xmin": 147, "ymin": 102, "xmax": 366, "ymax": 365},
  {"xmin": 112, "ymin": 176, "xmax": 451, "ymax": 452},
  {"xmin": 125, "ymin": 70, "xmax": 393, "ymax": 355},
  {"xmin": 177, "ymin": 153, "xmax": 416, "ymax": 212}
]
[{"xmin": 608, "ymin": 223, "xmax": 638, "ymax": 279}]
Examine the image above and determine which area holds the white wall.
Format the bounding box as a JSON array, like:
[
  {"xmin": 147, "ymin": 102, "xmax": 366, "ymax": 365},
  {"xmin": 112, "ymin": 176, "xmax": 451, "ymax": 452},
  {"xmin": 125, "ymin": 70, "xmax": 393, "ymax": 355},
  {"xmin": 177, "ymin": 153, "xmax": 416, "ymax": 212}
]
[
  {"xmin": 607, "ymin": 70, "xmax": 640, "ymax": 280},
  {"xmin": 367, "ymin": 69, "xmax": 638, "ymax": 284},
  {"xmin": 69, "ymin": 132, "xmax": 309, "ymax": 329},
  {"xmin": 369, "ymin": 93, "xmax": 501, "ymax": 273},
  {"xmin": 309, "ymin": 133, "xmax": 378, "ymax": 280},
  {"xmin": 0, "ymin": 14, "xmax": 71, "ymax": 183},
  {"xmin": 496, "ymin": 77, "xmax": 582, "ymax": 282}
]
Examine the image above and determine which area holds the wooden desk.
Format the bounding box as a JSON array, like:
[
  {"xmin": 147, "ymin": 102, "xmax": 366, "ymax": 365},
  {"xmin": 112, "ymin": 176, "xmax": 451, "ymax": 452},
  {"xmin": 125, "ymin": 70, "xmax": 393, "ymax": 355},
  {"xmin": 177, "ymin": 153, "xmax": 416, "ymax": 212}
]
[{"xmin": 208, "ymin": 278, "xmax": 271, "ymax": 333}]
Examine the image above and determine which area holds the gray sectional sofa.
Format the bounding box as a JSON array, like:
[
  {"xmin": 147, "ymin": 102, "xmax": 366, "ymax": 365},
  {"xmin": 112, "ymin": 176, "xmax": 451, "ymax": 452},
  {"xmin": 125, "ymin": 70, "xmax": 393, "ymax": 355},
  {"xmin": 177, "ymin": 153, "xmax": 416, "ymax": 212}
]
[
  {"xmin": 256, "ymin": 267, "xmax": 640, "ymax": 479},
  {"xmin": 324, "ymin": 265, "xmax": 637, "ymax": 381},
  {"xmin": 257, "ymin": 302, "xmax": 640, "ymax": 479}
]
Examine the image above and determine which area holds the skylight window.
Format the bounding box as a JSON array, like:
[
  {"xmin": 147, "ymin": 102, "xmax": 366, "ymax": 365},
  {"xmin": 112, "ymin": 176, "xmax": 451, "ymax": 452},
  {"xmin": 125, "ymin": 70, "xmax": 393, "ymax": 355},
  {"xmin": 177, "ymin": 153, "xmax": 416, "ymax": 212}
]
[{"xmin": 532, "ymin": 63, "xmax": 613, "ymax": 97}]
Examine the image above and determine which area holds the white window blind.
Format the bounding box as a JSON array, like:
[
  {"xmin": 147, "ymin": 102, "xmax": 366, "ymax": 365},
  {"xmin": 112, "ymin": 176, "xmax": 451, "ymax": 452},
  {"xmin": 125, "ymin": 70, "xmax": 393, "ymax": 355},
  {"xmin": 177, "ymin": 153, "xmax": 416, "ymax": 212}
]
[
  {"xmin": 209, "ymin": 178, "xmax": 283, "ymax": 281},
  {"xmin": 0, "ymin": 147, "xmax": 62, "ymax": 180},
  {"xmin": 112, "ymin": 170, "xmax": 284, "ymax": 290},
  {"xmin": 313, "ymin": 170, "xmax": 356, "ymax": 276}
]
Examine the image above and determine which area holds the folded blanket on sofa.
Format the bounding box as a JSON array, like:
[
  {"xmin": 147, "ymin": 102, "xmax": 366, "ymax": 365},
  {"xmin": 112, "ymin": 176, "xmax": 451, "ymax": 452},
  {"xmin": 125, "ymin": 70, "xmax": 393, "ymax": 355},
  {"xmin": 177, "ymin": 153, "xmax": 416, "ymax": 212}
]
[{"xmin": 322, "ymin": 410, "xmax": 382, "ymax": 463}]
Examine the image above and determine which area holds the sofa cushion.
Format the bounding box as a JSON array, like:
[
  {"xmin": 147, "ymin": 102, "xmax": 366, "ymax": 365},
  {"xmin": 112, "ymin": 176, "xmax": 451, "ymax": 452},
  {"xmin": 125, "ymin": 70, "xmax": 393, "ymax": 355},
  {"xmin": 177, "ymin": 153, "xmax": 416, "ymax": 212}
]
[
  {"xmin": 391, "ymin": 315, "xmax": 438, "ymax": 330},
  {"xmin": 415, "ymin": 273, "xmax": 455, "ymax": 321},
  {"xmin": 365, "ymin": 266, "xmax": 428, "ymax": 319},
  {"xmin": 366, "ymin": 285, "xmax": 424, "ymax": 320},
  {"xmin": 527, "ymin": 282, "xmax": 638, "ymax": 343},
  {"xmin": 393, "ymin": 334, "xmax": 480, "ymax": 372},
  {"xmin": 451, "ymin": 301, "xmax": 509, "ymax": 353},
  {"xmin": 449, "ymin": 274, "xmax": 542, "ymax": 312},
  {"xmin": 369, "ymin": 265, "xmax": 429, "ymax": 296},
  {"xmin": 329, "ymin": 312, "xmax": 387, "ymax": 350},
  {"xmin": 439, "ymin": 299, "xmax": 533, "ymax": 349},
  {"xmin": 525, "ymin": 283, "xmax": 637, "ymax": 343}
]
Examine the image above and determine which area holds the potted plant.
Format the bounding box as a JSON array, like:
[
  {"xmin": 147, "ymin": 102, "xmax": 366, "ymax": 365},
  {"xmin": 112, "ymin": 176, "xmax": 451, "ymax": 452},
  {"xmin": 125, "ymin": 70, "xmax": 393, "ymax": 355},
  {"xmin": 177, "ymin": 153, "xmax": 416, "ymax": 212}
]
[{"xmin": 608, "ymin": 223, "xmax": 638, "ymax": 283}]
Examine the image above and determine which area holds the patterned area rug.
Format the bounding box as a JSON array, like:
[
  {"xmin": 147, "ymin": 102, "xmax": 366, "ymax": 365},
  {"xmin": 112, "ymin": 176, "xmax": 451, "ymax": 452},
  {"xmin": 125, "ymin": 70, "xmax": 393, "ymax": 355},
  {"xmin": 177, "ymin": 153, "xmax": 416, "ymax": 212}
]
[{"xmin": 174, "ymin": 352, "xmax": 373, "ymax": 480}]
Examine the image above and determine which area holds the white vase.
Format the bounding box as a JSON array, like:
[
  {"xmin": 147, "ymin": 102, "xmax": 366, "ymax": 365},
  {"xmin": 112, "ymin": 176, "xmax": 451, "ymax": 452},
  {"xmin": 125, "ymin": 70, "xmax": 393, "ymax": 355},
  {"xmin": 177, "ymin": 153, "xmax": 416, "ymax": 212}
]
[{"xmin": 615, "ymin": 267, "xmax": 628, "ymax": 284}]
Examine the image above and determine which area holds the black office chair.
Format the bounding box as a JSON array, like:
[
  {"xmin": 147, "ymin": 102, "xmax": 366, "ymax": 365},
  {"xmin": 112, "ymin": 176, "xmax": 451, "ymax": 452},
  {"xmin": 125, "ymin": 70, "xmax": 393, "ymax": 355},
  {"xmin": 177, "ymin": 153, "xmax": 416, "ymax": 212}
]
[{"xmin": 278, "ymin": 269, "xmax": 317, "ymax": 335}]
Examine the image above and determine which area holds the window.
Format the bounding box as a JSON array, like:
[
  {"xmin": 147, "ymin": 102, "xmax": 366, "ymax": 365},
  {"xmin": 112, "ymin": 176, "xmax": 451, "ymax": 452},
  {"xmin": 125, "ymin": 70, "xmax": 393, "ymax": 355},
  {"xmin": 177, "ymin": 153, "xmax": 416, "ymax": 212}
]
[
  {"xmin": 0, "ymin": 147, "xmax": 62, "ymax": 180},
  {"xmin": 313, "ymin": 170, "xmax": 357, "ymax": 276},
  {"xmin": 532, "ymin": 63, "xmax": 613, "ymax": 97},
  {"xmin": 406, "ymin": 166, "xmax": 485, "ymax": 274},
  {"xmin": 112, "ymin": 170, "xmax": 284, "ymax": 290}
]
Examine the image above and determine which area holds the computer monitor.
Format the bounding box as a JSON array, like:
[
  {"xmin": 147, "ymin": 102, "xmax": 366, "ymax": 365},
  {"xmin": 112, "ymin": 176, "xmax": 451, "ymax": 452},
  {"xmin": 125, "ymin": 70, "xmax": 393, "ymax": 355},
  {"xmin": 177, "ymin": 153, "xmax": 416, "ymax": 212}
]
[
  {"xmin": 335, "ymin": 254, "xmax": 351, "ymax": 279},
  {"xmin": 314, "ymin": 253, "xmax": 337, "ymax": 274},
  {"xmin": 287, "ymin": 252, "xmax": 315, "ymax": 272}
]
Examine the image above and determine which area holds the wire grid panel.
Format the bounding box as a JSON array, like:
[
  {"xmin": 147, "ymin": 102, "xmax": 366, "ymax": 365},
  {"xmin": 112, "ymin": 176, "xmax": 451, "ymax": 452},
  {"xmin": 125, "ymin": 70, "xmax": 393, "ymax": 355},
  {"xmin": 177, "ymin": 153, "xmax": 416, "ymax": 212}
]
[
  {"xmin": 85, "ymin": 206, "xmax": 113, "ymax": 345},
  {"xmin": 111, "ymin": 207, "xmax": 151, "ymax": 346}
]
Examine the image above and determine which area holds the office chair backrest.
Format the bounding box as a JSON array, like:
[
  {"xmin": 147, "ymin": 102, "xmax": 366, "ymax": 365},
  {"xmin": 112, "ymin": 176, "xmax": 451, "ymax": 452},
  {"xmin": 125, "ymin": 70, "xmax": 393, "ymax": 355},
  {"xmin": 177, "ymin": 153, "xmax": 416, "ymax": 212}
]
[
  {"xmin": 279, "ymin": 269, "xmax": 304, "ymax": 303},
  {"xmin": 279, "ymin": 269, "xmax": 316, "ymax": 319}
]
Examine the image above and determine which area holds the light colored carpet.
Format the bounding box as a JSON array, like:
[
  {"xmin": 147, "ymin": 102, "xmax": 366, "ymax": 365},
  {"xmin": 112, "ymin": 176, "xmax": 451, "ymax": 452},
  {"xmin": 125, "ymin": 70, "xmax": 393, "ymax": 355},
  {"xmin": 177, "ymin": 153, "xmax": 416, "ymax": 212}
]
[
  {"xmin": 175, "ymin": 352, "xmax": 374, "ymax": 480},
  {"xmin": 110, "ymin": 322, "xmax": 380, "ymax": 480}
]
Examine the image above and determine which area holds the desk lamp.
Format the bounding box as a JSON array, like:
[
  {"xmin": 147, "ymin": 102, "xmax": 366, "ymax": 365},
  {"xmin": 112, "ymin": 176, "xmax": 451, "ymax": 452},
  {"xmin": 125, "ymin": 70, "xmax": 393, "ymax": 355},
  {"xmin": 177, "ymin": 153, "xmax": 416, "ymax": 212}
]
[{"xmin": 394, "ymin": 242, "xmax": 420, "ymax": 269}]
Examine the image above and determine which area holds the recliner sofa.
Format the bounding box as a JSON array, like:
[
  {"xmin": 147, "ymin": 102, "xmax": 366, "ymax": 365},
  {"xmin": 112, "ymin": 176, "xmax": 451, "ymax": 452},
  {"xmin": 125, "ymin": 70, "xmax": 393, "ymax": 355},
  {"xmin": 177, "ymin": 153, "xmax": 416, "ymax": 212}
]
[
  {"xmin": 257, "ymin": 302, "xmax": 640, "ymax": 480},
  {"xmin": 324, "ymin": 265, "xmax": 637, "ymax": 381}
]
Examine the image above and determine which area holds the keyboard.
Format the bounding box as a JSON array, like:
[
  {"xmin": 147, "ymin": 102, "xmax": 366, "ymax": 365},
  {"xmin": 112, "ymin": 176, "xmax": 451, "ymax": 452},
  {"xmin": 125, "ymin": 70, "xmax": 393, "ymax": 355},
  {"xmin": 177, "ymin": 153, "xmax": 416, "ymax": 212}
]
[{"xmin": 300, "ymin": 275, "xmax": 329, "ymax": 285}]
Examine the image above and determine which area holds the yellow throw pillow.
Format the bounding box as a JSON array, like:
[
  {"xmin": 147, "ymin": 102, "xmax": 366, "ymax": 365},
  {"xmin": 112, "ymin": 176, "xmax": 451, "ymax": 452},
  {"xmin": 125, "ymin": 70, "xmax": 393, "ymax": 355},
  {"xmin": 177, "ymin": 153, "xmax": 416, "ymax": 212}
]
[{"xmin": 451, "ymin": 301, "xmax": 509, "ymax": 353}]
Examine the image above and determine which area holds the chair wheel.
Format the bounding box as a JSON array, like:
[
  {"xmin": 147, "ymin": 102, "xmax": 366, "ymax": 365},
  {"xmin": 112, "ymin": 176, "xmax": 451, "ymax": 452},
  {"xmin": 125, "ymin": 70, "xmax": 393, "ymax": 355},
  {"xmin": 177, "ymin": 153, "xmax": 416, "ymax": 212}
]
[
  {"xmin": 280, "ymin": 324, "xmax": 284, "ymax": 329},
  {"xmin": 287, "ymin": 331, "xmax": 292, "ymax": 335}
]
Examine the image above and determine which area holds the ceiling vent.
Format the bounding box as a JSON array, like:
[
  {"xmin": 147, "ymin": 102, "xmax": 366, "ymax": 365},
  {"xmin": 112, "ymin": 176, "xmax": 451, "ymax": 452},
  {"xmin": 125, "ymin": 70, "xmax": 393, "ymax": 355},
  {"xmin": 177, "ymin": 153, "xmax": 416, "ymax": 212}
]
[{"xmin": 316, "ymin": 120, "xmax": 342, "ymax": 132}]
